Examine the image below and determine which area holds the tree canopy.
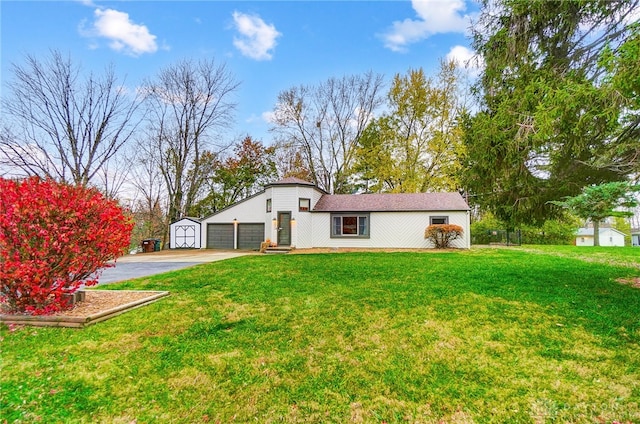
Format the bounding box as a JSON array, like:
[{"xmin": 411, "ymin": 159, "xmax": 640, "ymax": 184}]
[
  {"xmin": 550, "ymin": 181, "xmax": 639, "ymax": 246},
  {"xmin": 462, "ymin": 0, "xmax": 639, "ymax": 228},
  {"xmin": 354, "ymin": 61, "xmax": 466, "ymax": 193}
]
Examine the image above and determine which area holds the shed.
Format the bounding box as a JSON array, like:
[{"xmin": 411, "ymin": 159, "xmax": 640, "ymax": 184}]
[
  {"xmin": 575, "ymin": 227, "xmax": 626, "ymax": 247},
  {"xmin": 169, "ymin": 217, "xmax": 202, "ymax": 249}
]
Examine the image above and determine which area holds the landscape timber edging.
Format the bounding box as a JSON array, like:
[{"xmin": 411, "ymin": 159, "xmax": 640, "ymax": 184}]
[{"xmin": 0, "ymin": 290, "xmax": 170, "ymax": 329}]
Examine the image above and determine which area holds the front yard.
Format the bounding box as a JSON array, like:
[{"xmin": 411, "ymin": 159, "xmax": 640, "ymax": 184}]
[{"xmin": 1, "ymin": 247, "xmax": 639, "ymax": 423}]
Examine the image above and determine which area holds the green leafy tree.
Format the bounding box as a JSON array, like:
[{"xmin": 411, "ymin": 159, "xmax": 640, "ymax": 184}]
[
  {"xmin": 550, "ymin": 181, "xmax": 639, "ymax": 246},
  {"xmin": 463, "ymin": 0, "xmax": 638, "ymax": 228},
  {"xmin": 355, "ymin": 61, "xmax": 466, "ymax": 193},
  {"xmin": 190, "ymin": 136, "xmax": 277, "ymax": 216}
]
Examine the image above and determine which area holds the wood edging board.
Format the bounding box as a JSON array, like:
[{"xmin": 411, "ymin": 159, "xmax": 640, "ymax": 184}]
[{"xmin": 0, "ymin": 290, "xmax": 170, "ymax": 329}]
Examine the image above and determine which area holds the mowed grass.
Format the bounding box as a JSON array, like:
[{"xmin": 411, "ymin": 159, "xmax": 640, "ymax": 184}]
[{"xmin": 1, "ymin": 248, "xmax": 639, "ymax": 423}]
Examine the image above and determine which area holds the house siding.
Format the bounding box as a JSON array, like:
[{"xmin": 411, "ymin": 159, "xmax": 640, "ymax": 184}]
[
  {"xmin": 311, "ymin": 211, "xmax": 470, "ymax": 249},
  {"xmin": 200, "ymin": 193, "xmax": 268, "ymax": 248},
  {"xmin": 575, "ymin": 228, "xmax": 626, "ymax": 247}
]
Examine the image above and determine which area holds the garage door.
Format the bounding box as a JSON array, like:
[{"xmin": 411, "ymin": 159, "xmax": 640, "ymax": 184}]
[
  {"xmin": 206, "ymin": 223, "xmax": 234, "ymax": 249},
  {"xmin": 237, "ymin": 223, "xmax": 265, "ymax": 250}
]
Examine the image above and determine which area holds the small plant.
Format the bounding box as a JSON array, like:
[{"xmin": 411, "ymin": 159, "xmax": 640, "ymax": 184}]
[
  {"xmin": 0, "ymin": 177, "xmax": 133, "ymax": 315},
  {"xmin": 425, "ymin": 224, "xmax": 464, "ymax": 248}
]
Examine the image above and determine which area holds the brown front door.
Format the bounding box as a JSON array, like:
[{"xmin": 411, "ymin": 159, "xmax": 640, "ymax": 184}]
[{"xmin": 277, "ymin": 212, "xmax": 291, "ymax": 246}]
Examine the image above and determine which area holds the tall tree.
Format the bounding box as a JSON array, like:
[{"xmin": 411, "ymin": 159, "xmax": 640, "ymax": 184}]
[
  {"xmin": 191, "ymin": 136, "xmax": 277, "ymax": 216},
  {"xmin": 354, "ymin": 61, "xmax": 466, "ymax": 193},
  {"xmin": 271, "ymin": 71, "xmax": 385, "ymax": 194},
  {"xmin": 143, "ymin": 58, "xmax": 239, "ymax": 223},
  {"xmin": 0, "ymin": 50, "xmax": 141, "ymax": 189},
  {"xmin": 463, "ymin": 0, "xmax": 638, "ymax": 227},
  {"xmin": 551, "ymin": 181, "xmax": 639, "ymax": 246}
]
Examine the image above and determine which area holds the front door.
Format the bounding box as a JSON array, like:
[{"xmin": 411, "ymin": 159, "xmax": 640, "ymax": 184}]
[{"xmin": 277, "ymin": 212, "xmax": 291, "ymax": 246}]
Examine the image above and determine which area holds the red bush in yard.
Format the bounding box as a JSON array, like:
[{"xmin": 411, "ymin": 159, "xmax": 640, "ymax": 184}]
[
  {"xmin": 0, "ymin": 177, "xmax": 133, "ymax": 315},
  {"xmin": 424, "ymin": 224, "xmax": 464, "ymax": 249}
]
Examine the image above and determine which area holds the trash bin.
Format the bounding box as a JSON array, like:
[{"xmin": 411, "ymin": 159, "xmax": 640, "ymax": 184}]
[
  {"xmin": 154, "ymin": 239, "xmax": 161, "ymax": 251},
  {"xmin": 141, "ymin": 239, "xmax": 155, "ymax": 253}
]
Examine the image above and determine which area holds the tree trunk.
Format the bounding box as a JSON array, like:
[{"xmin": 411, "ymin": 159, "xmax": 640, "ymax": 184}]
[{"xmin": 593, "ymin": 220, "xmax": 600, "ymax": 247}]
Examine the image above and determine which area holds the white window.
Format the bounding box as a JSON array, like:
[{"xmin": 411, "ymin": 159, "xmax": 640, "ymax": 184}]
[
  {"xmin": 430, "ymin": 216, "xmax": 449, "ymax": 225},
  {"xmin": 331, "ymin": 214, "xmax": 369, "ymax": 238},
  {"xmin": 266, "ymin": 198, "xmax": 272, "ymax": 213},
  {"xmin": 299, "ymin": 198, "xmax": 310, "ymax": 212}
]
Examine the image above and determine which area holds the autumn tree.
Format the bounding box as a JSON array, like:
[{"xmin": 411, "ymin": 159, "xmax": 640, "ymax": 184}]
[
  {"xmin": 463, "ymin": 0, "xmax": 638, "ymax": 228},
  {"xmin": 190, "ymin": 136, "xmax": 277, "ymax": 217},
  {"xmin": 273, "ymin": 140, "xmax": 314, "ymax": 182},
  {"xmin": 143, "ymin": 58, "xmax": 239, "ymax": 223},
  {"xmin": 354, "ymin": 61, "xmax": 466, "ymax": 193},
  {"xmin": 550, "ymin": 181, "xmax": 639, "ymax": 246},
  {"xmin": 0, "ymin": 50, "xmax": 141, "ymax": 191},
  {"xmin": 271, "ymin": 71, "xmax": 385, "ymax": 193},
  {"xmin": 0, "ymin": 177, "xmax": 133, "ymax": 314}
]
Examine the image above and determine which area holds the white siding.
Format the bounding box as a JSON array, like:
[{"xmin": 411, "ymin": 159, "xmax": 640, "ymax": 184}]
[
  {"xmin": 200, "ymin": 193, "xmax": 268, "ymax": 248},
  {"xmin": 576, "ymin": 228, "xmax": 625, "ymax": 247},
  {"xmin": 311, "ymin": 211, "xmax": 470, "ymax": 249},
  {"xmin": 169, "ymin": 218, "xmax": 201, "ymax": 249}
]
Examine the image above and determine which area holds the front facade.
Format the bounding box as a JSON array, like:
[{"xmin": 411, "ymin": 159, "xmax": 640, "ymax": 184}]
[
  {"xmin": 575, "ymin": 227, "xmax": 626, "ymax": 247},
  {"xmin": 199, "ymin": 178, "xmax": 471, "ymax": 250}
]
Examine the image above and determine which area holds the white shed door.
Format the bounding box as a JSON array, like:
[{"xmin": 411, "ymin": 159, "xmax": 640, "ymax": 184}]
[{"xmin": 175, "ymin": 224, "xmax": 197, "ymax": 248}]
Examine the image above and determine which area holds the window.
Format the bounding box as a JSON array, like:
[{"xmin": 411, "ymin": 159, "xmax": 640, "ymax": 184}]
[
  {"xmin": 299, "ymin": 198, "xmax": 310, "ymax": 212},
  {"xmin": 430, "ymin": 216, "xmax": 449, "ymax": 225},
  {"xmin": 331, "ymin": 214, "xmax": 369, "ymax": 238},
  {"xmin": 266, "ymin": 198, "xmax": 272, "ymax": 213}
]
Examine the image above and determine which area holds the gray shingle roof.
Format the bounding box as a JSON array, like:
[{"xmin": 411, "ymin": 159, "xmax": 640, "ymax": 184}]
[{"xmin": 313, "ymin": 192, "xmax": 469, "ymax": 212}]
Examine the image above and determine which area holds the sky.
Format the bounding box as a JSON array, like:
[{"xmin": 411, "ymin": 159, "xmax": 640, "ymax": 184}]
[{"xmin": 1, "ymin": 0, "xmax": 482, "ymax": 145}]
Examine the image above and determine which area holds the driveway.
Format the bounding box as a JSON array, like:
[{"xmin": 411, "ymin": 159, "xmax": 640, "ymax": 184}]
[{"xmin": 96, "ymin": 250, "xmax": 251, "ymax": 285}]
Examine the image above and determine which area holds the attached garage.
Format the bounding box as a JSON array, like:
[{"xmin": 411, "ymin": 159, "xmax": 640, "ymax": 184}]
[
  {"xmin": 206, "ymin": 223, "xmax": 234, "ymax": 249},
  {"xmin": 237, "ymin": 223, "xmax": 265, "ymax": 250}
]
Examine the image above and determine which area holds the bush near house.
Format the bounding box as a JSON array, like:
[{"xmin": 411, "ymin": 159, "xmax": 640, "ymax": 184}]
[
  {"xmin": 424, "ymin": 224, "xmax": 464, "ymax": 248},
  {"xmin": 0, "ymin": 177, "xmax": 133, "ymax": 315}
]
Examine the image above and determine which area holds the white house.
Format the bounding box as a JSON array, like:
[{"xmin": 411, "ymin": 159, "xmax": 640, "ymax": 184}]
[
  {"xmin": 632, "ymin": 228, "xmax": 639, "ymax": 247},
  {"xmin": 169, "ymin": 217, "xmax": 202, "ymax": 249},
  {"xmin": 575, "ymin": 227, "xmax": 626, "ymax": 247},
  {"xmin": 198, "ymin": 177, "xmax": 471, "ymax": 250}
]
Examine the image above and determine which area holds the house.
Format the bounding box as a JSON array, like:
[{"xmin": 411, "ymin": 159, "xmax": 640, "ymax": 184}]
[
  {"xmin": 169, "ymin": 217, "xmax": 202, "ymax": 249},
  {"xmin": 197, "ymin": 177, "xmax": 471, "ymax": 250},
  {"xmin": 632, "ymin": 228, "xmax": 639, "ymax": 247},
  {"xmin": 575, "ymin": 227, "xmax": 626, "ymax": 247}
]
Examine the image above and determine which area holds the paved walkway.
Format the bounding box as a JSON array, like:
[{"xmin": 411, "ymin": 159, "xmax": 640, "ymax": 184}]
[{"xmin": 96, "ymin": 250, "xmax": 250, "ymax": 285}]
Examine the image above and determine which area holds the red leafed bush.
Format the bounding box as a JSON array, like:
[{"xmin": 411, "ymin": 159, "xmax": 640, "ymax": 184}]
[
  {"xmin": 0, "ymin": 177, "xmax": 133, "ymax": 315},
  {"xmin": 424, "ymin": 224, "xmax": 464, "ymax": 249}
]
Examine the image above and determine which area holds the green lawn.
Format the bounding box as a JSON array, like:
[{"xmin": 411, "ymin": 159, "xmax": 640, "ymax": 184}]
[{"xmin": 2, "ymin": 247, "xmax": 639, "ymax": 423}]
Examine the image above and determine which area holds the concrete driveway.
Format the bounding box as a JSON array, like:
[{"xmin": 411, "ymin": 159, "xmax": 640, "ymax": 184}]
[{"xmin": 96, "ymin": 250, "xmax": 251, "ymax": 285}]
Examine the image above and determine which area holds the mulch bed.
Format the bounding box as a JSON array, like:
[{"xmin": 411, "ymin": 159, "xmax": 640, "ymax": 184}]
[{"xmin": 0, "ymin": 290, "xmax": 169, "ymax": 329}]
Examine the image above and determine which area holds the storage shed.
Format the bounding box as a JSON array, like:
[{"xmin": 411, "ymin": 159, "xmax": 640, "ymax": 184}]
[{"xmin": 169, "ymin": 217, "xmax": 202, "ymax": 249}]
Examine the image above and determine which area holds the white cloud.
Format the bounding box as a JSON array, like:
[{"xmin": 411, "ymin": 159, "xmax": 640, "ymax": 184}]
[
  {"xmin": 85, "ymin": 8, "xmax": 158, "ymax": 56},
  {"xmin": 446, "ymin": 45, "xmax": 484, "ymax": 75},
  {"xmin": 382, "ymin": 0, "xmax": 475, "ymax": 52},
  {"xmin": 232, "ymin": 11, "xmax": 281, "ymax": 61}
]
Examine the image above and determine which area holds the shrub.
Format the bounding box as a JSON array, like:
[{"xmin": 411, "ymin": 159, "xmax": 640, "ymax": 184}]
[
  {"xmin": 425, "ymin": 224, "xmax": 464, "ymax": 249},
  {"xmin": 0, "ymin": 177, "xmax": 133, "ymax": 315}
]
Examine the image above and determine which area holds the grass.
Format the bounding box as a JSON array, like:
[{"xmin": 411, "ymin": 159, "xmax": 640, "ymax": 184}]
[{"xmin": 1, "ymin": 247, "xmax": 639, "ymax": 423}]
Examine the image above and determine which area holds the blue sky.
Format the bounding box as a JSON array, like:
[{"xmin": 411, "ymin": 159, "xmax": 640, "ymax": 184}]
[{"xmin": 1, "ymin": 0, "xmax": 481, "ymax": 144}]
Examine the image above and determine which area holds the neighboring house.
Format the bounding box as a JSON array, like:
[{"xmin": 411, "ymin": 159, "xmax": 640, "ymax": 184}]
[
  {"xmin": 575, "ymin": 227, "xmax": 626, "ymax": 247},
  {"xmin": 198, "ymin": 177, "xmax": 471, "ymax": 250},
  {"xmin": 632, "ymin": 228, "xmax": 640, "ymax": 247},
  {"xmin": 169, "ymin": 217, "xmax": 202, "ymax": 249}
]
